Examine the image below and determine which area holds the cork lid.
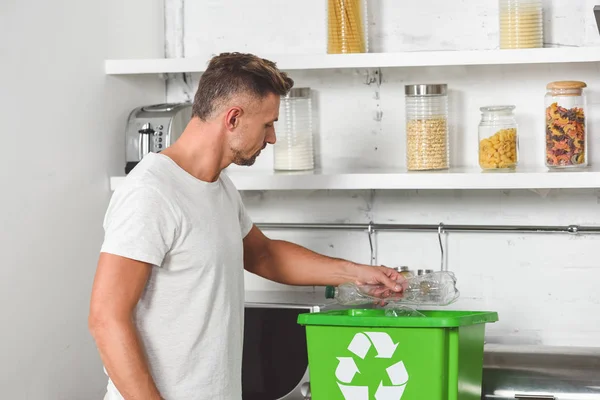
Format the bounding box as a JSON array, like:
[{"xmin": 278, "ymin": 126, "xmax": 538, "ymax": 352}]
[{"xmin": 546, "ymin": 81, "xmax": 587, "ymax": 90}]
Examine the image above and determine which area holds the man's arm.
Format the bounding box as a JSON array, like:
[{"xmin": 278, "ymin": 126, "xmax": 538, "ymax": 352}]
[
  {"xmin": 88, "ymin": 253, "xmax": 163, "ymax": 400},
  {"xmin": 243, "ymin": 225, "xmax": 404, "ymax": 291}
]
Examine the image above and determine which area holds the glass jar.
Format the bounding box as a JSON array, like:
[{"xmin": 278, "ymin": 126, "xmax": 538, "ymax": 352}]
[
  {"xmin": 499, "ymin": 0, "xmax": 543, "ymax": 49},
  {"xmin": 273, "ymin": 88, "xmax": 315, "ymax": 171},
  {"xmin": 327, "ymin": 0, "xmax": 368, "ymax": 54},
  {"xmin": 545, "ymin": 81, "xmax": 587, "ymax": 169},
  {"xmin": 405, "ymin": 84, "xmax": 449, "ymax": 171},
  {"xmin": 478, "ymin": 105, "xmax": 518, "ymax": 170}
]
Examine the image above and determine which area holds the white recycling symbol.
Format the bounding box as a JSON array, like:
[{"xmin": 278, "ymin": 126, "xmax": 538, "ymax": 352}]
[{"xmin": 335, "ymin": 332, "xmax": 409, "ymax": 400}]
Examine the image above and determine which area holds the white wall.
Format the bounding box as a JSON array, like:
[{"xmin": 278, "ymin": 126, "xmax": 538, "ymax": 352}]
[
  {"xmin": 0, "ymin": 0, "xmax": 164, "ymax": 398},
  {"xmin": 166, "ymin": 0, "xmax": 600, "ymax": 348}
]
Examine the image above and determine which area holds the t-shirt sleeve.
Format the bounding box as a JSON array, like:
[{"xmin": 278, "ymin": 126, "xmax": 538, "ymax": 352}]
[
  {"xmin": 238, "ymin": 197, "xmax": 253, "ymax": 238},
  {"xmin": 221, "ymin": 172, "xmax": 254, "ymax": 238},
  {"xmin": 100, "ymin": 185, "xmax": 178, "ymax": 267}
]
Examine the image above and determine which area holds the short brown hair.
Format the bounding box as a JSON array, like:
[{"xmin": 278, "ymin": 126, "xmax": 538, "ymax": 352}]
[{"xmin": 192, "ymin": 52, "xmax": 294, "ymax": 120}]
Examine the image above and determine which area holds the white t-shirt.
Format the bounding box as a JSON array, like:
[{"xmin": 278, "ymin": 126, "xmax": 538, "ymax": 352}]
[{"xmin": 100, "ymin": 152, "xmax": 253, "ymax": 400}]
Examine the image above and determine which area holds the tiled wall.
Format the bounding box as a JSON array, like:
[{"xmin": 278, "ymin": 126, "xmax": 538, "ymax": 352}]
[{"xmin": 165, "ymin": 0, "xmax": 600, "ymax": 347}]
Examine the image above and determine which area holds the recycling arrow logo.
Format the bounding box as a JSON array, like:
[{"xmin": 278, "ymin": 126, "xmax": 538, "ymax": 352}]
[{"xmin": 335, "ymin": 332, "xmax": 408, "ymax": 400}]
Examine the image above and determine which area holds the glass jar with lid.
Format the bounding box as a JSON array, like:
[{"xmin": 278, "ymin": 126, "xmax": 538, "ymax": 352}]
[
  {"xmin": 478, "ymin": 105, "xmax": 518, "ymax": 170},
  {"xmin": 273, "ymin": 87, "xmax": 315, "ymax": 171},
  {"xmin": 327, "ymin": 0, "xmax": 368, "ymax": 54},
  {"xmin": 405, "ymin": 84, "xmax": 449, "ymax": 171},
  {"xmin": 499, "ymin": 0, "xmax": 543, "ymax": 49},
  {"xmin": 545, "ymin": 81, "xmax": 587, "ymax": 169}
]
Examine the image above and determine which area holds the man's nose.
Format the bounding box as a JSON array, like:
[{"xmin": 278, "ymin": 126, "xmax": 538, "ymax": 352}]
[{"xmin": 266, "ymin": 129, "xmax": 276, "ymax": 145}]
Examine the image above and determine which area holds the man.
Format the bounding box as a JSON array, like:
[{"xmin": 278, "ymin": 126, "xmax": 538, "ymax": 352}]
[{"xmin": 89, "ymin": 52, "xmax": 405, "ymax": 400}]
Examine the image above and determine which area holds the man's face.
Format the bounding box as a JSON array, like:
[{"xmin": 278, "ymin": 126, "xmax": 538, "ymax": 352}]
[{"xmin": 230, "ymin": 93, "xmax": 279, "ymax": 166}]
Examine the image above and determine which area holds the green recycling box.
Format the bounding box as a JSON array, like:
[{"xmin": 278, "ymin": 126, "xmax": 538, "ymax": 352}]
[{"xmin": 297, "ymin": 309, "xmax": 498, "ymax": 400}]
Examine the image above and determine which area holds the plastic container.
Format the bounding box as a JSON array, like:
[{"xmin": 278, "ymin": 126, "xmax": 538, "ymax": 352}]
[
  {"xmin": 325, "ymin": 271, "xmax": 460, "ymax": 307},
  {"xmin": 298, "ymin": 309, "xmax": 498, "ymax": 400},
  {"xmin": 478, "ymin": 105, "xmax": 519, "ymax": 170},
  {"xmin": 499, "ymin": 0, "xmax": 543, "ymax": 49},
  {"xmin": 273, "ymin": 87, "xmax": 315, "ymax": 171},
  {"xmin": 545, "ymin": 81, "xmax": 587, "ymax": 169},
  {"xmin": 405, "ymin": 84, "xmax": 449, "ymax": 171},
  {"xmin": 327, "ymin": 0, "xmax": 368, "ymax": 54},
  {"xmin": 399, "ymin": 266, "xmax": 414, "ymax": 280}
]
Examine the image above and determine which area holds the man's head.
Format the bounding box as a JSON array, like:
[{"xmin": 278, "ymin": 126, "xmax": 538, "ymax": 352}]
[{"xmin": 192, "ymin": 52, "xmax": 294, "ymax": 166}]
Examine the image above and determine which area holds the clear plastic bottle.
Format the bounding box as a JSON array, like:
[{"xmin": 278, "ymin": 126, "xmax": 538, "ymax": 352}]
[
  {"xmin": 325, "ymin": 271, "xmax": 460, "ymax": 306},
  {"xmin": 399, "ymin": 266, "xmax": 414, "ymax": 280}
]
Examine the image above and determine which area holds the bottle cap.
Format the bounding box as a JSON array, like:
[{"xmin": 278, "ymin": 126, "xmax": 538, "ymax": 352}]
[
  {"xmin": 425, "ymin": 269, "xmax": 434, "ymax": 274},
  {"xmin": 400, "ymin": 266, "xmax": 409, "ymax": 271},
  {"xmin": 417, "ymin": 269, "xmax": 424, "ymax": 275},
  {"xmin": 325, "ymin": 286, "xmax": 336, "ymax": 299}
]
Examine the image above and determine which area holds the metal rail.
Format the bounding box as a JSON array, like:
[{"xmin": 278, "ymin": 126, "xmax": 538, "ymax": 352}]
[
  {"xmin": 256, "ymin": 222, "xmax": 600, "ymax": 266},
  {"xmin": 256, "ymin": 222, "xmax": 600, "ymax": 235}
]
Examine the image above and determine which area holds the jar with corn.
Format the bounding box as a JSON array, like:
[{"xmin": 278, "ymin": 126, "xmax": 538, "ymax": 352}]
[{"xmin": 478, "ymin": 105, "xmax": 518, "ymax": 170}]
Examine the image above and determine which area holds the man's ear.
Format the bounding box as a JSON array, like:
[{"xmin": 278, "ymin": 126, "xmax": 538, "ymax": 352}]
[{"xmin": 225, "ymin": 107, "xmax": 243, "ymax": 131}]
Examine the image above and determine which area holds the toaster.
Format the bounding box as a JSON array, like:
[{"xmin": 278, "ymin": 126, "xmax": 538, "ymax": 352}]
[{"xmin": 125, "ymin": 102, "xmax": 192, "ymax": 174}]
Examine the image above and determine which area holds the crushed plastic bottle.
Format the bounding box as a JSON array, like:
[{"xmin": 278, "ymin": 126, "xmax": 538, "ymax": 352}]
[
  {"xmin": 325, "ymin": 271, "xmax": 460, "ymax": 307},
  {"xmin": 384, "ymin": 305, "xmax": 426, "ymax": 317}
]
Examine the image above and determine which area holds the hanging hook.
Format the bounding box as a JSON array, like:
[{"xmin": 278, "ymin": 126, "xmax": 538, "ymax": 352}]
[
  {"xmin": 438, "ymin": 222, "xmax": 446, "ymax": 271},
  {"xmin": 367, "ymin": 221, "xmax": 375, "ymax": 266}
]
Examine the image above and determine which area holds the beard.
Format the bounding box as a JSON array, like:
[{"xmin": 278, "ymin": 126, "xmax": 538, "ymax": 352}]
[{"xmin": 232, "ymin": 148, "xmax": 262, "ymax": 166}]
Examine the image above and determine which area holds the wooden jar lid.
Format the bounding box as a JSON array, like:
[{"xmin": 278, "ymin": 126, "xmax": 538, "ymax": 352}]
[{"xmin": 546, "ymin": 81, "xmax": 587, "ymax": 90}]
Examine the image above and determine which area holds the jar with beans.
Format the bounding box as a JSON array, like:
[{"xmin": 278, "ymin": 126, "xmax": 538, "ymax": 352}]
[
  {"xmin": 405, "ymin": 84, "xmax": 449, "ymax": 171},
  {"xmin": 478, "ymin": 105, "xmax": 518, "ymax": 170}
]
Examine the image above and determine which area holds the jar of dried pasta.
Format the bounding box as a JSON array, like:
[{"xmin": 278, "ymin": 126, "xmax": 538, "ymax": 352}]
[
  {"xmin": 405, "ymin": 84, "xmax": 449, "ymax": 171},
  {"xmin": 545, "ymin": 81, "xmax": 588, "ymax": 169},
  {"xmin": 327, "ymin": 0, "xmax": 368, "ymax": 54},
  {"xmin": 478, "ymin": 105, "xmax": 518, "ymax": 170},
  {"xmin": 499, "ymin": 0, "xmax": 543, "ymax": 49}
]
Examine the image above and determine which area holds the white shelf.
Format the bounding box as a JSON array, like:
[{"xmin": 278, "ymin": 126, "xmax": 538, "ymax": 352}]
[
  {"xmin": 109, "ymin": 167, "xmax": 600, "ymax": 191},
  {"xmin": 105, "ymin": 47, "xmax": 600, "ymax": 75}
]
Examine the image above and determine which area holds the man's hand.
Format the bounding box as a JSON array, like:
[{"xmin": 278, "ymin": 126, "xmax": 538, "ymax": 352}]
[{"xmin": 352, "ymin": 264, "xmax": 409, "ymax": 303}]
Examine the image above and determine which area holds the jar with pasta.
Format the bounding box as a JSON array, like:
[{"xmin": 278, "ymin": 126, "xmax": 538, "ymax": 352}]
[
  {"xmin": 478, "ymin": 105, "xmax": 518, "ymax": 170},
  {"xmin": 499, "ymin": 0, "xmax": 543, "ymax": 49},
  {"xmin": 405, "ymin": 84, "xmax": 449, "ymax": 171},
  {"xmin": 327, "ymin": 0, "xmax": 368, "ymax": 54},
  {"xmin": 545, "ymin": 81, "xmax": 587, "ymax": 169}
]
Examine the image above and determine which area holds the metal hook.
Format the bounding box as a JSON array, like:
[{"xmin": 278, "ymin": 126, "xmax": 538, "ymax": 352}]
[
  {"xmin": 438, "ymin": 223, "xmax": 446, "ymax": 271},
  {"xmin": 367, "ymin": 222, "xmax": 375, "ymax": 266}
]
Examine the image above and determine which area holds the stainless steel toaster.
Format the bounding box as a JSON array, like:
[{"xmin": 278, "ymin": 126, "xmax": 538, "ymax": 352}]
[{"xmin": 124, "ymin": 102, "xmax": 192, "ymax": 174}]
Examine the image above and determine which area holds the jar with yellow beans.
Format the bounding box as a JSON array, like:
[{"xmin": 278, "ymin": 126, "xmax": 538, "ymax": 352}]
[{"xmin": 478, "ymin": 105, "xmax": 519, "ymax": 170}]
